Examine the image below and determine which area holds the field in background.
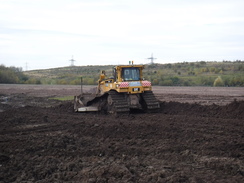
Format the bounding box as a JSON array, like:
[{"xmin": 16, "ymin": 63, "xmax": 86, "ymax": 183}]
[{"xmin": 1, "ymin": 84, "xmax": 243, "ymax": 105}]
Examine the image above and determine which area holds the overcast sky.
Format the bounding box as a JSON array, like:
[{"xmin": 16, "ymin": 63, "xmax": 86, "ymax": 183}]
[{"xmin": 1, "ymin": 0, "xmax": 244, "ymax": 70}]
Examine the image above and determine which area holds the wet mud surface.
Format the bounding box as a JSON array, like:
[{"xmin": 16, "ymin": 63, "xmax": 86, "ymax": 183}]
[{"xmin": 0, "ymin": 85, "xmax": 243, "ymax": 182}]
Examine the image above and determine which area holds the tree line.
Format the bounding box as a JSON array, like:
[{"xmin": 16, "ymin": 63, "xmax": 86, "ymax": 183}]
[
  {"xmin": 0, "ymin": 65, "xmax": 41, "ymax": 84},
  {"xmin": 1, "ymin": 61, "xmax": 244, "ymax": 86},
  {"xmin": 143, "ymin": 61, "xmax": 244, "ymax": 86}
]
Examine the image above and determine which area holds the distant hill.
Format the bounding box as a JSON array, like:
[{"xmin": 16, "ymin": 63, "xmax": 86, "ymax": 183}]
[
  {"xmin": 24, "ymin": 65, "xmax": 115, "ymax": 85},
  {"xmin": 23, "ymin": 61, "xmax": 244, "ymax": 86}
]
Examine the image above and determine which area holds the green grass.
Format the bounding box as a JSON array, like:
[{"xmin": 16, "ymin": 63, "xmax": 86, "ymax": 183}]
[{"xmin": 49, "ymin": 96, "xmax": 74, "ymax": 101}]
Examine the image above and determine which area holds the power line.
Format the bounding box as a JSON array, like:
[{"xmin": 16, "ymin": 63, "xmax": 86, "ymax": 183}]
[
  {"xmin": 69, "ymin": 55, "xmax": 75, "ymax": 66},
  {"xmin": 25, "ymin": 62, "xmax": 28, "ymax": 71},
  {"xmin": 147, "ymin": 53, "xmax": 157, "ymax": 64}
]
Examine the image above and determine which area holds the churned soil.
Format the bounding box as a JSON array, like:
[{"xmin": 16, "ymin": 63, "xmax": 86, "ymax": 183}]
[{"xmin": 0, "ymin": 84, "xmax": 243, "ymax": 182}]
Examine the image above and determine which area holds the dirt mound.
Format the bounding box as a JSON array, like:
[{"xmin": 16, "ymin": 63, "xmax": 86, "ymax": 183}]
[
  {"xmin": 160, "ymin": 100, "xmax": 244, "ymax": 119},
  {"xmin": 222, "ymin": 100, "xmax": 244, "ymax": 119},
  {"xmin": 54, "ymin": 101, "xmax": 74, "ymax": 113},
  {"xmin": 53, "ymin": 98, "xmax": 244, "ymax": 119}
]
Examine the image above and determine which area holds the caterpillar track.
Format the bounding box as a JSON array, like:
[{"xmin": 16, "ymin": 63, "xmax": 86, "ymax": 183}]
[
  {"xmin": 107, "ymin": 91, "xmax": 130, "ymax": 113},
  {"xmin": 141, "ymin": 91, "xmax": 160, "ymax": 112},
  {"xmin": 106, "ymin": 90, "xmax": 160, "ymax": 113}
]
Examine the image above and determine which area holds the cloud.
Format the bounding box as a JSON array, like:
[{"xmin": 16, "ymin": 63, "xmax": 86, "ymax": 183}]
[{"xmin": 0, "ymin": 0, "xmax": 244, "ymax": 69}]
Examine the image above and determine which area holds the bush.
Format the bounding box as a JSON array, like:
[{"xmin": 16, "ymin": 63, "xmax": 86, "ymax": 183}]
[
  {"xmin": 213, "ymin": 76, "xmax": 224, "ymax": 86},
  {"xmin": 0, "ymin": 65, "xmax": 28, "ymax": 84}
]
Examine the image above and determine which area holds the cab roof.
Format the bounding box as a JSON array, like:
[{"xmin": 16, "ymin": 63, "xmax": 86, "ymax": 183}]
[{"xmin": 115, "ymin": 65, "xmax": 144, "ymax": 69}]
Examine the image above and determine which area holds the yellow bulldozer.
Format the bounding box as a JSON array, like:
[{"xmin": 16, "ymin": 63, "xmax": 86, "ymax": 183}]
[{"xmin": 74, "ymin": 63, "xmax": 160, "ymax": 113}]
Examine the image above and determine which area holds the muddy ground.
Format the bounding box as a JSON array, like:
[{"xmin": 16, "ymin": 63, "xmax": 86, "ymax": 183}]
[{"xmin": 0, "ymin": 85, "xmax": 243, "ymax": 182}]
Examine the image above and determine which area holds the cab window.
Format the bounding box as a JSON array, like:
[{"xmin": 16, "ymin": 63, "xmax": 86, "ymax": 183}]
[{"xmin": 122, "ymin": 68, "xmax": 140, "ymax": 81}]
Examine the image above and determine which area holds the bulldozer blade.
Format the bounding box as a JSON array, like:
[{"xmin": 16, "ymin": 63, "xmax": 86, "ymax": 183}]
[
  {"xmin": 76, "ymin": 106, "xmax": 99, "ymax": 112},
  {"xmin": 74, "ymin": 93, "xmax": 101, "ymax": 112}
]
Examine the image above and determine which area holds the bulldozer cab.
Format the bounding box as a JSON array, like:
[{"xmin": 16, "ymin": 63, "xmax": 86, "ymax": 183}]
[
  {"xmin": 114, "ymin": 65, "xmax": 143, "ymax": 82},
  {"xmin": 122, "ymin": 67, "xmax": 140, "ymax": 81}
]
